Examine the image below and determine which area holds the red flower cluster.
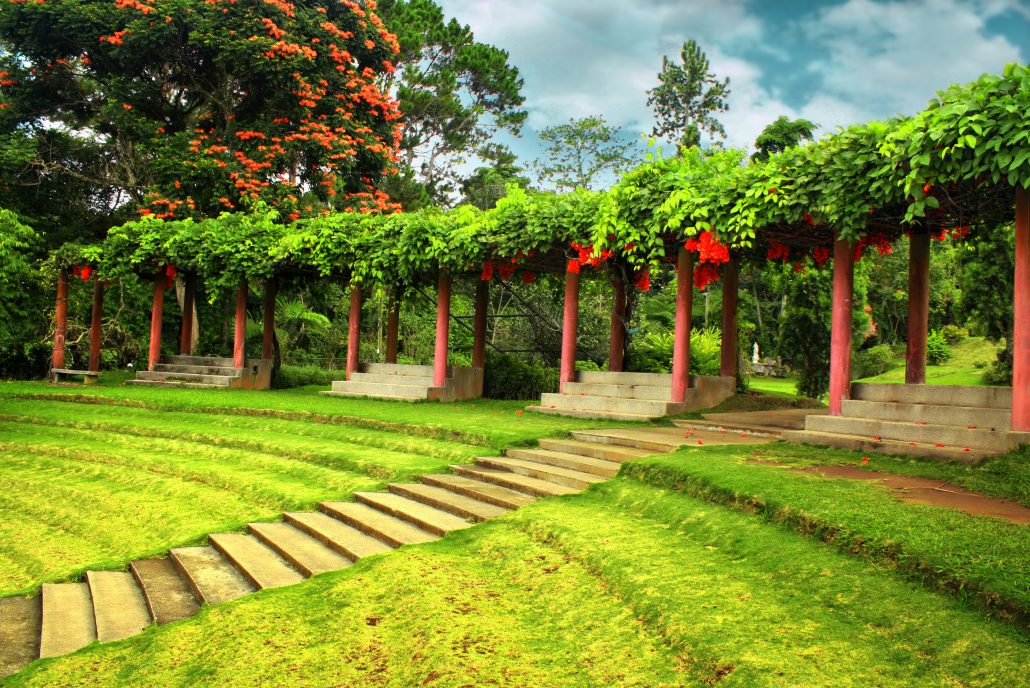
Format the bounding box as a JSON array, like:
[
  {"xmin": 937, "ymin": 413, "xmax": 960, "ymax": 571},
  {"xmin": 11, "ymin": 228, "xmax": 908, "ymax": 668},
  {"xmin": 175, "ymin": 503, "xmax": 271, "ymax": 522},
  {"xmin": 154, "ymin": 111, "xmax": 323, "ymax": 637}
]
[
  {"xmin": 162, "ymin": 264, "xmax": 177, "ymax": 289},
  {"xmin": 522, "ymin": 271, "xmax": 536, "ymax": 285},
  {"xmin": 569, "ymin": 242, "xmax": 613, "ymax": 270},
  {"xmin": 767, "ymin": 241, "xmax": 791, "ymax": 262},
  {"xmin": 480, "ymin": 260, "xmax": 494, "ymax": 281},
  {"xmin": 812, "ymin": 246, "xmax": 831, "ymax": 268},
  {"xmin": 683, "ymin": 230, "xmax": 729, "ymax": 266},
  {"xmin": 634, "ymin": 269, "xmax": 650, "ymax": 292},
  {"xmin": 497, "ymin": 263, "xmax": 516, "ymax": 280},
  {"xmin": 854, "ymin": 232, "xmax": 892, "ymax": 261},
  {"xmin": 70, "ymin": 265, "xmax": 94, "ymax": 282},
  {"xmin": 693, "ymin": 263, "xmax": 720, "ymax": 290}
]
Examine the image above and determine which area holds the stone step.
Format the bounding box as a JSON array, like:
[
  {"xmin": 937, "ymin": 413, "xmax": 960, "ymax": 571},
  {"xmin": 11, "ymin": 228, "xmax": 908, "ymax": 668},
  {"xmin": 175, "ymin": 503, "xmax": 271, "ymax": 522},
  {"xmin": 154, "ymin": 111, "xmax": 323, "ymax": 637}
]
[
  {"xmin": 539, "ymin": 392, "xmax": 674, "ymax": 417},
  {"xmin": 562, "ymin": 381, "xmax": 672, "ymax": 401},
  {"xmin": 850, "ymin": 382, "xmax": 1011, "ymax": 409},
  {"xmin": 569, "ymin": 429, "xmax": 674, "ymax": 453},
  {"xmin": 363, "ymin": 362, "xmax": 447, "ymax": 378},
  {"xmin": 354, "ymin": 492, "xmax": 474, "ymax": 536},
  {"xmin": 169, "ymin": 546, "xmax": 255, "ymax": 606},
  {"xmin": 320, "ymin": 391, "xmax": 424, "ymax": 403},
  {"xmin": 419, "ymin": 474, "xmax": 537, "ymax": 510},
  {"xmin": 153, "ymin": 363, "xmax": 242, "ymax": 377},
  {"xmin": 85, "ymin": 571, "xmax": 151, "ymax": 643},
  {"xmin": 841, "ymin": 399, "xmax": 1011, "ymax": 430},
  {"xmin": 39, "ymin": 583, "xmax": 96, "ymax": 659},
  {"xmin": 449, "ymin": 464, "xmax": 579, "ymax": 498},
  {"xmin": 162, "ymin": 355, "xmax": 237, "ymax": 368},
  {"xmin": 673, "ymin": 418, "xmax": 787, "ymax": 438},
  {"xmin": 125, "ymin": 379, "xmax": 226, "ymax": 390},
  {"xmin": 475, "ymin": 456, "xmax": 605, "ymax": 489},
  {"xmin": 284, "ymin": 512, "xmax": 393, "ymax": 560},
  {"xmin": 248, "ymin": 522, "xmax": 352, "ymax": 577},
  {"xmin": 136, "ymin": 371, "xmax": 236, "ymax": 386},
  {"xmin": 577, "ymin": 370, "xmax": 672, "ymax": 387},
  {"xmin": 388, "ymin": 482, "xmax": 510, "ymax": 521},
  {"xmin": 130, "ymin": 558, "xmax": 200, "ymax": 624},
  {"xmin": 350, "ymin": 371, "xmax": 435, "ymax": 386},
  {"xmin": 537, "ymin": 438, "xmax": 651, "ymax": 462},
  {"xmin": 504, "ymin": 447, "xmax": 621, "ymax": 477},
  {"xmin": 208, "ymin": 533, "xmax": 305, "ymax": 590},
  {"xmin": 327, "ymin": 380, "xmax": 431, "ymax": 399},
  {"xmin": 805, "ymin": 415, "xmax": 1020, "ymax": 451},
  {"xmin": 525, "ymin": 404, "xmax": 659, "ymax": 422},
  {"xmin": 0, "ymin": 596, "xmax": 41, "ymax": 678},
  {"xmin": 782, "ymin": 429, "xmax": 995, "ymax": 463},
  {"xmin": 320, "ymin": 502, "xmax": 438, "ymax": 547}
]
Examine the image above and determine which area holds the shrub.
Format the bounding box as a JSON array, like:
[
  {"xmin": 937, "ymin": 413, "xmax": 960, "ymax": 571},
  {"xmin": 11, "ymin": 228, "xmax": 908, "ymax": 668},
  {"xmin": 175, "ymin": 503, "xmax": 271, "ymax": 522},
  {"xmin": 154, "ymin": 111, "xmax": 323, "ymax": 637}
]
[
  {"xmin": 272, "ymin": 364, "xmax": 347, "ymax": 389},
  {"xmin": 855, "ymin": 343, "xmax": 897, "ymax": 378},
  {"xmin": 941, "ymin": 324, "xmax": 969, "ymax": 344},
  {"xmin": 576, "ymin": 359, "xmax": 602, "ymax": 372},
  {"xmin": 926, "ymin": 330, "xmax": 953, "ymax": 365},
  {"xmin": 483, "ymin": 352, "xmax": 558, "ymax": 400},
  {"xmin": 624, "ymin": 328, "xmax": 722, "ymax": 376}
]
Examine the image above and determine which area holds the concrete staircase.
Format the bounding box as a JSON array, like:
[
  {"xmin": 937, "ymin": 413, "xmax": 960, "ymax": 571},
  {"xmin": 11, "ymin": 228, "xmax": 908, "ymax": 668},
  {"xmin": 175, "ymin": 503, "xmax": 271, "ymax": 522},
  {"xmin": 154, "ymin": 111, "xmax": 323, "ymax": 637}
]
[
  {"xmin": 525, "ymin": 371, "xmax": 735, "ymax": 421},
  {"xmin": 0, "ymin": 431, "xmax": 657, "ymax": 678},
  {"xmin": 783, "ymin": 383, "xmax": 1030, "ymax": 461},
  {"xmin": 321, "ymin": 363, "xmax": 483, "ymax": 403},
  {"xmin": 125, "ymin": 355, "xmax": 272, "ymax": 390}
]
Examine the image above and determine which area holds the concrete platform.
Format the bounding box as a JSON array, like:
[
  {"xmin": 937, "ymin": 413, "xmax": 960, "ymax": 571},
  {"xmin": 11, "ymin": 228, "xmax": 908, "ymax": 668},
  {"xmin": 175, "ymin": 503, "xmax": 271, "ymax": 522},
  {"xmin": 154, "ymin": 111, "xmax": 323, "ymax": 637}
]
[{"xmin": 675, "ymin": 408, "xmax": 826, "ymax": 437}]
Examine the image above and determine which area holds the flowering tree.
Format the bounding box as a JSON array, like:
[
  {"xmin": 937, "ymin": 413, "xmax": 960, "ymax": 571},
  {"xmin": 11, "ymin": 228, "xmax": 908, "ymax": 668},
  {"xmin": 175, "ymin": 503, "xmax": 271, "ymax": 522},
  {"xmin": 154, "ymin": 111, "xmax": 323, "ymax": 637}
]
[{"xmin": 0, "ymin": 0, "xmax": 404, "ymax": 222}]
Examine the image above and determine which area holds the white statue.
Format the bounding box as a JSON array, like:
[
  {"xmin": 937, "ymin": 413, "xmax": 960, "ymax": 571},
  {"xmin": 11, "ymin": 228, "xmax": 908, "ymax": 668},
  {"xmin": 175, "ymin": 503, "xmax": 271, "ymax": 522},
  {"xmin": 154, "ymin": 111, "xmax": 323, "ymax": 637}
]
[{"xmin": 752, "ymin": 342, "xmax": 760, "ymax": 365}]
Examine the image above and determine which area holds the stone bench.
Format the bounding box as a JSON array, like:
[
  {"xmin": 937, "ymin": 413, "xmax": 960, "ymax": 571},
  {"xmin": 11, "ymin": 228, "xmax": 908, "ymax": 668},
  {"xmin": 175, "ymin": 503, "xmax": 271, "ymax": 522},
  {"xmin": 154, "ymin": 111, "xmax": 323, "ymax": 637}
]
[{"xmin": 50, "ymin": 368, "xmax": 100, "ymax": 385}]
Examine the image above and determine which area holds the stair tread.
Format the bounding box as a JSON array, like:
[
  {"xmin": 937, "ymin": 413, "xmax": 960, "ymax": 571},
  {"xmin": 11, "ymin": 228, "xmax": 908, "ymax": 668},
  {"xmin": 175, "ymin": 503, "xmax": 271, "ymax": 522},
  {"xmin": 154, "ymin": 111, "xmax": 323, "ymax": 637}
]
[
  {"xmin": 208, "ymin": 533, "xmax": 305, "ymax": 589},
  {"xmin": 284, "ymin": 512, "xmax": 394, "ymax": 559},
  {"xmin": 169, "ymin": 546, "xmax": 255, "ymax": 605},
  {"xmin": 505, "ymin": 448, "xmax": 621, "ymax": 476},
  {"xmin": 525, "ymin": 405, "xmax": 658, "ymax": 421},
  {"xmin": 451, "ymin": 464, "xmax": 580, "ymax": 496},
  {"xmin": 248, "ymin": 522, "xmax": 351, "ymax": 576},
  {"xmin": 785, "ymin": 429, "xmax": 995, "ymax": 461},
  {"xmin": 419, "ymin": 474, "xmax": 537, "ymax": 509},
  {"xmin": 388, "ymin": 482, "xmax": 510, "ymax": 521},
  {"xmin": 537, "ymin": 438, "xmax": 651, "ymax": 461},
  {"xmin": 320, "ymin": 391, "xmax": 424, "ymax": 402},
  {"xmin": 85, "ymin": 571, "xmax": 151, "ymax": 643},
  {"xmin": 40, "ymin": 583, "xmax": 96, "ymax": 659},
  {"xmin": 355, "ymin": 492, "xmax": 474, "ymax": 535},
  {"xmin": 130, "ymin": 558, "xmax": 200, "ymax": 624},
  {"xmin": 321, "ymin": 502, "xmax": 438, "ymax": 547},
  {"xmin": 0, "ymin": 596, "xmax": 41, "ymax": 678},
  {"xmin": 478, "ymin": 456, "xmax": 606, "ymax": 483}
]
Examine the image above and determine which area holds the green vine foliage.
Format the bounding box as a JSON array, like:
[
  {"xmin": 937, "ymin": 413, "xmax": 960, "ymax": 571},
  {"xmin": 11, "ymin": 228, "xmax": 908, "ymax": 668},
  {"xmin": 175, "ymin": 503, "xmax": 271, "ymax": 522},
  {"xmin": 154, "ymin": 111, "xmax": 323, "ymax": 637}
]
[{"xmin": 51, "ymin": 64, "xmax": 1030, "ymax": 294}]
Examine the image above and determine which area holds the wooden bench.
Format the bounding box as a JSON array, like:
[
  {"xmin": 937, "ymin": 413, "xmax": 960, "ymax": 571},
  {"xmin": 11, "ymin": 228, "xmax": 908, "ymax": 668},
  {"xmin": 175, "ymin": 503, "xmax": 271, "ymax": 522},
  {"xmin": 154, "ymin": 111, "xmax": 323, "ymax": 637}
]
[{"xmin": 50, "ymin": 368, "xmax": 101, "ymax": 385}]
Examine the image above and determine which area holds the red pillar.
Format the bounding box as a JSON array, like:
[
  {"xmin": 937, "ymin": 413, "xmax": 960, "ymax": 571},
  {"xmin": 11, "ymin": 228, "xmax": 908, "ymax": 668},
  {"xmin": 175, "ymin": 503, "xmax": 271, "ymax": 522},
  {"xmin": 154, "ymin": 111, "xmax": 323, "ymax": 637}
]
[
  {"xmin": 905, "ymin": 231, "xmax": 930, "ymax": 384},
  {"xmin": 720, "ymin": 258, "xmax": 739, "ymax": 378},
  {"xmin": 232, "ymin": 278, "xmax": 247, "ymax": 369},
  {"xmin": 52, "ymin": 269, "xmax": 69, "ymax": 372},
  {"xmin": 433, "ymin": 271, "xmax": 451, "ymax": 387},
  {"xmin": 829, "ymin": 235, "xmax": 855, "ymax": 415},
  {"xmin": 346, "ymin": 282, "xmax": 361, "ymax": 380},
  {"xmin": 559, "ymin": 265, "xmax": 580, "ymax": 392},
  {"xmin": 88, "ymin": 279, "xmax": 104, "ymax": 373},
  {"xmin": 179, "ymin": 275, "xmax": 195, "ymax": 355},
  {"xmin": 671, "ymin": 248, "xmax": 695, "ymax": 402},
  {"xmin": 385, "ymin": 296, "xmax": 399, "ymax": 364},
  {"xmin": 472, "ymin": 280, "xmax": 488, "ymax": 369},
  {"xmin": 262, "ymin": 277, "xmax": 276, "ymax": 361},
  {"xmin": 1013, "ymin": 188, "xmax": 1030, "ymax": 430},
  {"xmin": 609, "ymin": 275, "xmax": 626, "ymax": 372},
  {"xmin": 148, "ymin": 273, "xmax": 165, "ymax": 371}
]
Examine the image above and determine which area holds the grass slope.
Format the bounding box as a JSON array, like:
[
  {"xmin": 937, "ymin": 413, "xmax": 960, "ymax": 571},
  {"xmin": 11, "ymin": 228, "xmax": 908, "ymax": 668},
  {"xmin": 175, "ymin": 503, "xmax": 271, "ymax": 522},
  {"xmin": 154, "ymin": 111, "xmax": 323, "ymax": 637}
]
[
  {"xmin": 857, "ymin": 336, "xmax": 1001, "ymax": 387},
  {"xmin": 10, "ymin": 479, "xmax": 1028, "ymax": 687}
]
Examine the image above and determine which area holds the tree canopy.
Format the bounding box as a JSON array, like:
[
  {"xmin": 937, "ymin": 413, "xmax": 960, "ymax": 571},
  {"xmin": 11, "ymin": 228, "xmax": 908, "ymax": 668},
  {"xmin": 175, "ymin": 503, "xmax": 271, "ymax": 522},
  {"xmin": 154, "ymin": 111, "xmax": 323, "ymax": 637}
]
[
  {"xmin": 647, "ymin": 40, "xmax": 730, "ymax": 148},
  {"xmin": 533, "ymin": 116, "xmax": 641, "ymax": 193}
]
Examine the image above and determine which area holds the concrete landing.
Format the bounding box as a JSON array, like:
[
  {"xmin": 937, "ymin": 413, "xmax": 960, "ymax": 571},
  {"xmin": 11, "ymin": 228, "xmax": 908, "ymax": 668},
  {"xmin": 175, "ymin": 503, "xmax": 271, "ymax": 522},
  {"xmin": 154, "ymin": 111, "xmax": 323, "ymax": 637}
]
[
  {"xmin": 675, "ymin": 408, "xmax": 826, "ymax": 437},
  {"xmin": 571, "ymin": 427, "xmax": 775, "ymax": 453}
]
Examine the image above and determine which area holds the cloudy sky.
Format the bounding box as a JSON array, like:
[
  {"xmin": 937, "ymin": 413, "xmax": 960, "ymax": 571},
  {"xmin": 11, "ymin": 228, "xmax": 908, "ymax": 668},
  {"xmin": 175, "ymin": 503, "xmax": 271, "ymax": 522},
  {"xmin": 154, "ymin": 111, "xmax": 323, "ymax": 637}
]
[{"xmin": 437, "ymin": 0, "xmax": 1030, "ymax": 185}]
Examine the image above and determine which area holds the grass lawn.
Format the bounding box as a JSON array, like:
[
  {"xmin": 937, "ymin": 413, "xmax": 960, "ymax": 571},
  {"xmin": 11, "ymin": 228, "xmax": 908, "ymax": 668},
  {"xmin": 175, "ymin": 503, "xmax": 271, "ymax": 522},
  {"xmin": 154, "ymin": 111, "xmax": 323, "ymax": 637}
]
[
  {"xmin": 857, "ymin": 336, "xmax": 1001, "ymax": 386},
  {"xmin": 746, "ymin": 374, "xmax": 801, "ymax": 397},
  {"xmin": 9, "ymin": 476, "xmax": 1028, "ymax": 687}
]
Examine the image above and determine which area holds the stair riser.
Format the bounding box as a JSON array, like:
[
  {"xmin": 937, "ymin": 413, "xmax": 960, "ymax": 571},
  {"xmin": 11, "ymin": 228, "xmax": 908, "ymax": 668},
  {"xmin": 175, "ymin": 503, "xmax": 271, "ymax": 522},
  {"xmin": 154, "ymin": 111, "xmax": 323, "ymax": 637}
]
[
  {"xmin": 841, "ymin": 400, "xmax": 1010, "ymax": 429},
  {"xmin": 525, "ymin": 405, "xmax": 656, "ymax": 422},
  {"xmin": 419, "ymin": 475, "xmax": 529, "ymax": 509},
  {"xmin": 350, "ymin": 372, "xmax": 435, "ymax": 386},
  {"xmin": 562, "ymin": 381, "xmax": 672, "ymax": 401},
  {"xmin": 153, "ymin": 365, "xmax": 242, "ymax": 377},
  {"xmin": 475, "ymin": 458, "xmax": 594, "ymax": 490},
  {"xmin": 536, "ymin": 439, "xmax": 642, "ymax": 463},
  {"xmin": 806, "ymin": 416, "xmax": 1012, "ymax": 451},
  {"xmin": 569, "ymin": 431, "xmax": 671, "ymax": 453},
  {"xmin": 449, "ymin": 466, "xmax": 558, "ymax": 498},
  {"xmin": 782, "ymin": 430, "xmax": 990, "ymax": 463},
  {"xmin": 577, "ymin": 371, "xmax": 672, "ymax": 386},
  {"xmin": 137, "ymin": 372, "xmax": 236, "ymax": 385},
  {"xmin": 851, "ymin": 383, "xmax": 1011, "ymax": 409},
  {"xmin": 318, "ymin": 503, "xmax": 408, "ymax": 548},
  {"xmin": 504, "ymin": 448, "xmax": 619, "ymax": 477},
  {"xmin": 328, "ymin": 380, "xmax": 431, "ymax": 398},
  {"xmin": 388, "ymin": 484, "xmax": 488, "ymax": 521},
  {"xmin": 207, "ymin": 539, "xmax": 265, "ymax": 591},
  {"xmin": 283, "ymin": 514, "xmax": 371, "ymax": 561},
  {"xmin": 353, "ymin": 494, "xmax": 453, "ymax": 536},
  {"xmin": 363, "ymin": 363, "xmax": 443, "ymax": 377},
  {"xmin": 162, "ymin": 356, "xmax": 236, "ymax": 368},
  {"xmin": 540, "ymin": 393, "xmax": 673, "ymax": 416}
]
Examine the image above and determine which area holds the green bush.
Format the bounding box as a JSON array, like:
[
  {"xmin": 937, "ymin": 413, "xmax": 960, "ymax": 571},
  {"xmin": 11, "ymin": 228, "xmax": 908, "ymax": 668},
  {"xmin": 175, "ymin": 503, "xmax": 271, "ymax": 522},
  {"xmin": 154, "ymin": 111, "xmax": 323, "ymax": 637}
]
[
  {"xmin": 941, "ymin": 324, "xmax": 968, "ymax": 344},
  {"xmin": 272, "ymin": 364, "xmax": 347, "ymax": 389},
  {"xmin": 575, "ymin": 359, "xmax": 602, "ymax": 372},
  {"xmin": 483, "ymin": 352, "xmax": 558, "ymax": 400},
  {"xmin": 624, "ymin": 328, "xmax": 722, "ymax": 376},
  {"xmin": 926, "ymin": 330, "xmax": 953, "ymax": 365},
  {"xmin": 855, "ymin": 343, "xmax": 898, "ymax": 378}
]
